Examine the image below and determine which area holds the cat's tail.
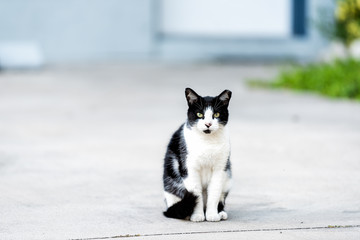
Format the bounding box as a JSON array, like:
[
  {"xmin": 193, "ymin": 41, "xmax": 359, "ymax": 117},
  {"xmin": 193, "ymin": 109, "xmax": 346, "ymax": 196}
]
[{"xmin": 163, "ymin": 191, "xmax": 198, "ymax": 219}]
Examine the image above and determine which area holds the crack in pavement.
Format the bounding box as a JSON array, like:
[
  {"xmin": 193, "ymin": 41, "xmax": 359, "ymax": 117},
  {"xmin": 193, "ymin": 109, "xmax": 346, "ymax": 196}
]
[{"xmin": 71, "ymin": 224, "xmax": 360, "ymax": 240}]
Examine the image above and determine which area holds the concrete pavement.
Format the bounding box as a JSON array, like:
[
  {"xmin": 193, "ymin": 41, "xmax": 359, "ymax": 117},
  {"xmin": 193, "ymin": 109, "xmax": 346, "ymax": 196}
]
[{"xmin": 0, "ymin": 63, "xmax": 359, "ymax": 239}]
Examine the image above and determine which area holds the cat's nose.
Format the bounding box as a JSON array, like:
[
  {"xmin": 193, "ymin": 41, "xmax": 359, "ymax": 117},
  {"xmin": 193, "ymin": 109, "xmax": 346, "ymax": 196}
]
[{"xmin": 205, "ymin": 123, "xmax": 212, "ymax": 128}]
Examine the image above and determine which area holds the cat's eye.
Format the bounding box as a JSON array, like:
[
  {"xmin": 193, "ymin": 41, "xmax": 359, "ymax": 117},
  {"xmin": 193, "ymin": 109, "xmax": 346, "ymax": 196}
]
[
  {"xmin": 197, "ymin": 112, "xmax": 203, "ymax": 118},
  {"xmin": 214, "ymin": 112, "xmax": 220, "ymax": 118}
]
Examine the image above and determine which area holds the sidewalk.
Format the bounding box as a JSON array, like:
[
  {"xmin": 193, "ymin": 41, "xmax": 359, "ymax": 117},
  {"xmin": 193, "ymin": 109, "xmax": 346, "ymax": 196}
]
[{"xmin": 0, "ymin": 63, "xmax": 359, "ymax": 240}]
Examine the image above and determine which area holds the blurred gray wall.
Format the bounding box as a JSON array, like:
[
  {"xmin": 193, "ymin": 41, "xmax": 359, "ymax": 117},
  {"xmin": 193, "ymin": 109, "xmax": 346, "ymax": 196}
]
[
  {"xmin": 0, "ymin": 0, "xmax": 331, "ymax": 64},
  {"xmin": 0, "ymin": 0, "xmax": 154, "ymax": 63}
]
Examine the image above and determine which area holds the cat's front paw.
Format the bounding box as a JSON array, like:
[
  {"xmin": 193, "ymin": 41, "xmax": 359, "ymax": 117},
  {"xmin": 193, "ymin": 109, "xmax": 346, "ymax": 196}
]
[
  {"xmin": 206, "ymin": 211, "xmax": 221, "ymax": 222},
  {"xmin": 219, "ymin": 211, "xmax": 228, "ymax": 220},
  {"xmin": 190, "ymin": 213, "xmax": 205, "ymax": 222}
]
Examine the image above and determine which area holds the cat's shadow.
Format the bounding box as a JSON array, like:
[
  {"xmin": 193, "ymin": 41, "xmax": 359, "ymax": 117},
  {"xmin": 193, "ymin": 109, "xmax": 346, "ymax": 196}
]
[{"xmin": 227, "ymin": 201, "xmax": 293, "ymax": 222}]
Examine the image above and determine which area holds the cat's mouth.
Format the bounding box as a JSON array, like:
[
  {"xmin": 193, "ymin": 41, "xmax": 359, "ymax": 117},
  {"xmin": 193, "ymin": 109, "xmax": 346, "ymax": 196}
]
[{"xmin": 203, "ymin": 130, "xmax": 211, "ymax": 134}]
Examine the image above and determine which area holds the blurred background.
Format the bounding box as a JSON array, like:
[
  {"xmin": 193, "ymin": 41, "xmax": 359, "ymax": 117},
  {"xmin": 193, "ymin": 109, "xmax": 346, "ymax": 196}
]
[
  {"xmin": 0, "ymin": 0, "xmax": 332, "ymax": 66},
  {"xmin": 1, "ymin": 1, "xmax": 360, "ymax": 239}
]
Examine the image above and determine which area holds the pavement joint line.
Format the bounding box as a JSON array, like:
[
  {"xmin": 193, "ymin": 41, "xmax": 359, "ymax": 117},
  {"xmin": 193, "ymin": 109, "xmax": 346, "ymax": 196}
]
[{"xmin": 70, "ymin": 224, "xmax": 360, "ymax": 240}]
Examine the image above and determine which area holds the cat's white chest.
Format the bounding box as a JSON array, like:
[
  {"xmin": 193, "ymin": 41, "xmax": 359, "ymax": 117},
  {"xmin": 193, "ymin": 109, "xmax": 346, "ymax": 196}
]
[{"xmin": 183, "ymin": 125, "xmax": 230, "ymax": 169}]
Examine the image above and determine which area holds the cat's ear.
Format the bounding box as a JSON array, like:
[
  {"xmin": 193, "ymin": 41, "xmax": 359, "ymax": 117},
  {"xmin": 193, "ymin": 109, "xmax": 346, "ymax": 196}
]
[
  {"xmin": 217, "ymin": 89, "xmax": 232, "ymax": 106},
  {"xmin": 185, "ymin": 88, "xmax": 200, "ymax": 106}
]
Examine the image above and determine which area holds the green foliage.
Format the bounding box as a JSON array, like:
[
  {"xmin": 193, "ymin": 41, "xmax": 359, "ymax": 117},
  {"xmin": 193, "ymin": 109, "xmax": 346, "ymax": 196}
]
[
  {"xmin": 317, "ymin": 0, "xmax": 360, "ymax": 47},
  {"xmin": 335, "ymin": 0, "xmax": 360, "ymax": 47},
  {"xmin": 250, "ymin": 59, "xmax": 360, "ymax": 100}
]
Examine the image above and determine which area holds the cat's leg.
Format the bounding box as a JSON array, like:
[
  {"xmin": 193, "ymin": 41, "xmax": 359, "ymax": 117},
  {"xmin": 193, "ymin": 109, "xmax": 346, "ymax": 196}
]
[
  {"xmin": 217, "ymin": 192, "xmax": 229, "ymax": 220},
  {"xmin": 206, "ymin": 170, "xmax": 229, "ymax": 221},
  {"xmin": 218, "ymin": 159, "xmax": 232, "ymax": 220},
  {"xmin": 184, "ymin": 171, "xmax": 205, "ymax": 222},
  {"xmin": 218, "ymin": 176, "xmax": 231, "ymax": 220}
]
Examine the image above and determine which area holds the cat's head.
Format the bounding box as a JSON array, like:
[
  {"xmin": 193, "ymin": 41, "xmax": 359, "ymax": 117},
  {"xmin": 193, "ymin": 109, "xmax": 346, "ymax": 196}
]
[{"xmin": 185, "ymin": 88, "xmax": 232, "ymax": 134}]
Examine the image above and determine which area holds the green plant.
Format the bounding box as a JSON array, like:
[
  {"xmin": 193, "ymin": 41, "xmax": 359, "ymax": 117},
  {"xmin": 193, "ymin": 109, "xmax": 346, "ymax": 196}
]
[
  {"xmin": 335, "ymin": 0, "xmax": 360, "ymax": 47},
  {"xmin": 319, "ymin": 0, "xmax": 360, "ymax": 47},
  {"xmin": 249, "ymin": 59, "xmax": 360, "ymax": 100}
]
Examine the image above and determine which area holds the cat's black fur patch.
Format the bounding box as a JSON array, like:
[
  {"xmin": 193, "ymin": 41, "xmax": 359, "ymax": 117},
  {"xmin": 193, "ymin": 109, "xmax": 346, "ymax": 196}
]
[
  {"xmin": 217, "ymin": 202, "xmax": 225, "ymax": 213},
  {"xmin": 163, "ymin": 125, "xmax": 188, "ymax": 199},
  {"xmin": 163, "ymin": 191, "xmax": 197, "ymax": 219},
  {"xmin": 218, "ymin": 190, "xmax": 229, "ymax": 213},
  {"xmin": 225, "ymin": 157, "xmax": 232, "ymax": 177}
]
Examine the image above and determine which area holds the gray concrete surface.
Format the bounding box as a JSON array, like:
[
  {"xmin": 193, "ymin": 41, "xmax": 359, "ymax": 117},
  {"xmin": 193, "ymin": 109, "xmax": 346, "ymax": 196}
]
[{"xmin": 0, "ymin": 63, "xmax": 359, "ymax": 240}]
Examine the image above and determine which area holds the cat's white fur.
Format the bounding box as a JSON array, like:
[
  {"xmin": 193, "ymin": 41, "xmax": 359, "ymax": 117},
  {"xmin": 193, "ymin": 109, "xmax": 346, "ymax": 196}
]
[
  {"xmin": 182, "ymin": 107, "xmax": 231, "ymax": 222},
  {"xmin": 164, "ymin": 192, "xmax": 181, "ymax": 207}
]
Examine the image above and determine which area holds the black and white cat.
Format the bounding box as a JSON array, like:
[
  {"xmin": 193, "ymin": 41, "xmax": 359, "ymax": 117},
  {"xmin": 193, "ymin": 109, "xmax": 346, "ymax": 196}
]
[{"xmin": 163, "ymin": 88, "xmax": 232, "ymax": 222}]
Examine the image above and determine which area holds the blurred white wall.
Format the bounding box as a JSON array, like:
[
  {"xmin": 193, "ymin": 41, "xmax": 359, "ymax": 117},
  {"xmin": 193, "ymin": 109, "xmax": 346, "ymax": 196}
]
[
  {"xmin": 161, "ymin": 0, "xmax": 291, "ymax": 38},
  {"xmin": 0, "ymin": 0, "xmax": 332, "ymax": 66}
]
